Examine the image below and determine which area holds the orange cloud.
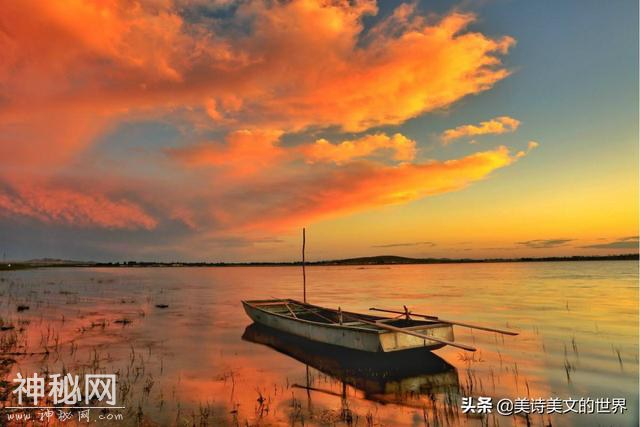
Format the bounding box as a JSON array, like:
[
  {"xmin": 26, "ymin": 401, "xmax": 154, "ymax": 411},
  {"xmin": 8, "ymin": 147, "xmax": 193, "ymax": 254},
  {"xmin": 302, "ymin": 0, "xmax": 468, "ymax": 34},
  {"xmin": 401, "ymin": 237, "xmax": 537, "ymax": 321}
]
[
  {"xmin": 234, "ymin": 6, "xmax": 515, "ymax": 132},
  {"xmin": 302, "ymin": 133, "xmax": 416, "ymax": 165},
  {"xmin": 441, "ymin": 116, "xmax": 521, "ymax": 144},
  {"xmin": 212, "ymin": 146, "xmax": 525, "ymax": 232},
  {"xmin": 167, "ymin": 129, "xmax": 285, "ymax": 175},
  {"xmin": 0, "ymin": 0, "xmax": 521, "ymax": 238},
  {"xmin": 0, "ymin": 2, "xmax": 514, "ymax": 133},
  {"xmin": 515, "ymin": 140, "xmax": 540, "ymax": 158},
  {"xmin": 0, "ymin": 183, "xmax": 157, "ymax": 230},
  {"xmin": 170, "ymin": 131, "xmax": 416, "ymax": 172}
]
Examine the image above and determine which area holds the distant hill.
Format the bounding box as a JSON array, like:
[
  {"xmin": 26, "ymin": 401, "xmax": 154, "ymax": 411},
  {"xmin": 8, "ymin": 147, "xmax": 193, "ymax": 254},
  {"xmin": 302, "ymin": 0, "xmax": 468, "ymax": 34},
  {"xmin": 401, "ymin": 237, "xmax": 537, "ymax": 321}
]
[
  {"xmin": 24, "ymin": 258, "xmax": 97, "ymax": 265},
  {"xmin": 321, "ymin": 255, "xmax": 441, "ymax": 265},
  {"xmin": 316, "ymin": 254, "xmax": 639, "ymax": 265}
]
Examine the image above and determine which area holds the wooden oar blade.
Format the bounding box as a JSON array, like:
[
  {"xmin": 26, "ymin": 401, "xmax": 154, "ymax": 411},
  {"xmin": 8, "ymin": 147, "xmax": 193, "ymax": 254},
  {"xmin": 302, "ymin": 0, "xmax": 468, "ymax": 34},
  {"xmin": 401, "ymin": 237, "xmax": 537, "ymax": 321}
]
[{"xmin": 370, "ymin": 307, "xmax": 519, "ymax": 336}]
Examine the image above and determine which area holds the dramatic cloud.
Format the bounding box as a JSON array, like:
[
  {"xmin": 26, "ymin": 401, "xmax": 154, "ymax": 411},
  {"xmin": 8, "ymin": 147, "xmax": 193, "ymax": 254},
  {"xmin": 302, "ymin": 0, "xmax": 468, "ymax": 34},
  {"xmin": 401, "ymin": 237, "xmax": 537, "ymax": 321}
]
[
  {"xmin": 211, "ymin": 145, "xmax": 526, "ymax": 231},
  {"xmin": 167, "ymin": 129, "xmax": 285, "ymax": 175},
  {"xmin": 302, "ymin": 133, "xmax": 416, "ymax": 165},
  {"xmin": 1, "ymin": 1, "xmax": 515, "ymax": 140},
  {"xmin": 517, "ymin": 239, "xmax": 573, "ymax": 249},
  {"xmin": 442, "ymin": 116, "xmax": 521, "ymax": 144},
  {"xmin": 0, "ymin": 0, "xmax": 527, "ymax": 258},
  {"xmin": 580, "ymin": 236, "xmax": 639, "ymax": 250},
  {"xmin": 0, "ymin": 182, "xmax": 157, "ymax": 230}
]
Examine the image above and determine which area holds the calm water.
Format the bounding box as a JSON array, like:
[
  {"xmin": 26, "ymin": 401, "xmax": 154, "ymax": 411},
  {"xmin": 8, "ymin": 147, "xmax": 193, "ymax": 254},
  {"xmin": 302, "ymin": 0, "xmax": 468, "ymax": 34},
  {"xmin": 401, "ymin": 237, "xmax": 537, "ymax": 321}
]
[{"xmin": 0, "ymin": 261, "xmax": 637, "ymax": 426}]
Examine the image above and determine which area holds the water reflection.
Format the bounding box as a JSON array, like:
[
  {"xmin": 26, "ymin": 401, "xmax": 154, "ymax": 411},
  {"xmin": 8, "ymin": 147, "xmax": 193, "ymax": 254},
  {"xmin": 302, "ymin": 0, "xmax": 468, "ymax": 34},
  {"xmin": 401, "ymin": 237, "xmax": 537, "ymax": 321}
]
[
  {"xmin": 0, "ymin": 262, "xmax": 637, "ymax": 425},
  {"xmin": 242, "ymin": 323, "xmax": 460, "ymax": 408}
]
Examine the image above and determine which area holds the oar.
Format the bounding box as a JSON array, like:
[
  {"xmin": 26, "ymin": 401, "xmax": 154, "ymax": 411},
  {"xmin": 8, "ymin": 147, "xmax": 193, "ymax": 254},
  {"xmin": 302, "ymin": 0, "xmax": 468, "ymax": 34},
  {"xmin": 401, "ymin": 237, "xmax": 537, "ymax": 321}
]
[
  {"xmin": 369, "ymin": 307, "xmax": 518, "ymax": 336},
  {"xmin": 340, "ymin": 312, "xmax": 476, "ymax": 352}
]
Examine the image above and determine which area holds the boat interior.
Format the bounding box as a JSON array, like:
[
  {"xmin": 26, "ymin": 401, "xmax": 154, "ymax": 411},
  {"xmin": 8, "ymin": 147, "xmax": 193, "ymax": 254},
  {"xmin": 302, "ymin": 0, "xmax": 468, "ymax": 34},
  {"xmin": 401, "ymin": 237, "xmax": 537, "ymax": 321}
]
[{"xmin": 246, "ymin": 299, "xmax": 442, "ymax": 331}]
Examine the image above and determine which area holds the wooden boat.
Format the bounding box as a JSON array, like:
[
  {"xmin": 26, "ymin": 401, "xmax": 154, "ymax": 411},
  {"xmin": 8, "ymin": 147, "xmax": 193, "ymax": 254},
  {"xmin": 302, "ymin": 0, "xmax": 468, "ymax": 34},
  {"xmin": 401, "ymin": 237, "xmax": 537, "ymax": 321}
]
[
  {"xmin": 242, "ymin": 231, "xmax": 517, "ymax": 354},
  {"xmin": 242, "ymin": 298, "xmax": 460, "ymax": 353}
]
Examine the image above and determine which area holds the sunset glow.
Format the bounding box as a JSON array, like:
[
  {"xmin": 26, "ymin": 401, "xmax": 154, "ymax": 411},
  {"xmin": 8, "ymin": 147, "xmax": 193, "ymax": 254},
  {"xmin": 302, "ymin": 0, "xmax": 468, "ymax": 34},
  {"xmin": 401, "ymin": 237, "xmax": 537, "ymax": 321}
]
[{"xmin": 0, "ymin": 0, "xmax": 637, "ymax": 261}]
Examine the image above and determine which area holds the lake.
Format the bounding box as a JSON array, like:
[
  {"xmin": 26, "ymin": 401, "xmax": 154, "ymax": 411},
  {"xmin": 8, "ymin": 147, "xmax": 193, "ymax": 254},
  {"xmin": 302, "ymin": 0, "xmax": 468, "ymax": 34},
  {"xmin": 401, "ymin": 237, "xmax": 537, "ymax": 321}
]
[{"xmin": 0, "ymin": 261, "xmax": 637, "ymax": 426}]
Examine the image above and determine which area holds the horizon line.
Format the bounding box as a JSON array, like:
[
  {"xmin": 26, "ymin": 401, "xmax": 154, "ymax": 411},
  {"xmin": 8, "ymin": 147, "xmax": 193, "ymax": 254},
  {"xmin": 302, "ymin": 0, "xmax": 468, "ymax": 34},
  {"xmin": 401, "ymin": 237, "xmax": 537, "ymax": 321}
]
[{"xmin": 4, "ymin": 253, "xmax": 638, "ymax": 268}]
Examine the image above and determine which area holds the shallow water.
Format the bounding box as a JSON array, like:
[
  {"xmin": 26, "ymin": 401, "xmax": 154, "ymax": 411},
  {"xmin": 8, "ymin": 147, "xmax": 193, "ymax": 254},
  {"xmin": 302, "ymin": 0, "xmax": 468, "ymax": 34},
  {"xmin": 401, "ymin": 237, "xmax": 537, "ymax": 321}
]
[{"xmin": 0, "ymin": 261, "xmax": 637, "ymax": 426}]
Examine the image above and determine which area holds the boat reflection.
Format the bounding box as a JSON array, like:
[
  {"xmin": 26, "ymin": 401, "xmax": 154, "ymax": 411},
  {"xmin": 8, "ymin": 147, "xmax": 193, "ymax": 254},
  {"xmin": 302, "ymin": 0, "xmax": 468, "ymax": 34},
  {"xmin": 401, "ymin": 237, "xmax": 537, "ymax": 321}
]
[{"xmin": 242, "ymin": 323, "xmax": 460, "ymax": 408}]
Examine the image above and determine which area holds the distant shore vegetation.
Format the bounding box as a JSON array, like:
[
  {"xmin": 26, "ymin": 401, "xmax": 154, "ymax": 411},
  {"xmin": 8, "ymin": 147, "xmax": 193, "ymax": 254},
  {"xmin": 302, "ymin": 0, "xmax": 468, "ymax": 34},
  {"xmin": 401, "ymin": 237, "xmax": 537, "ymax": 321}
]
[{"xmin": 1, "ymin": 254, "xmax": 638, "ymax": 271}]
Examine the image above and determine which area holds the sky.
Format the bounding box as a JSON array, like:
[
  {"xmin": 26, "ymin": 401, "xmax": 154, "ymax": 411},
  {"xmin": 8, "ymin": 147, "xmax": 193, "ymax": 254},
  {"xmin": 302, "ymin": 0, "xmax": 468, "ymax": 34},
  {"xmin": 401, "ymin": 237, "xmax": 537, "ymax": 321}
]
[{"xmin": 0, "ymin": 0, "xmax": 637, "ymax": 262}]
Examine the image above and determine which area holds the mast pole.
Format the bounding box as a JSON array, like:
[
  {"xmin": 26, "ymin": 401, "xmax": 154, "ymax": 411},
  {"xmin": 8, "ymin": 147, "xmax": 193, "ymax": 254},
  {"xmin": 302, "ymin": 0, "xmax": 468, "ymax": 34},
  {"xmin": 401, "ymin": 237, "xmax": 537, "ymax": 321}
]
[{"xmin": 302, "ymin": 228, "xmax": 306, "ymax": 302}]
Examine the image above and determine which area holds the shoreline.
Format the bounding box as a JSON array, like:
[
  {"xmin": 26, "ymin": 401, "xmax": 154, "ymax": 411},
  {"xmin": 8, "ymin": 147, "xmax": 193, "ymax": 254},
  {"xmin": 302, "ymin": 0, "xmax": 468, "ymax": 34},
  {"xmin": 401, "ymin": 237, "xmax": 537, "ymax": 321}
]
[{"xmin": 1, "ymin": 253, "xmax": 637, "ymax": 271}]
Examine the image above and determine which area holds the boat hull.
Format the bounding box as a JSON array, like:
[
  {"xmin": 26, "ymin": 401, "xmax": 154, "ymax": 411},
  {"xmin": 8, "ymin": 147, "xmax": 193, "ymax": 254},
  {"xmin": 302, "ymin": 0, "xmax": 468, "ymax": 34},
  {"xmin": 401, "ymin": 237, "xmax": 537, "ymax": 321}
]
[{"xmin": 242, "ymin": 300, "xmax": 454, "ymax": 353}]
